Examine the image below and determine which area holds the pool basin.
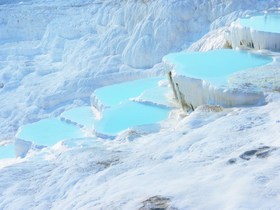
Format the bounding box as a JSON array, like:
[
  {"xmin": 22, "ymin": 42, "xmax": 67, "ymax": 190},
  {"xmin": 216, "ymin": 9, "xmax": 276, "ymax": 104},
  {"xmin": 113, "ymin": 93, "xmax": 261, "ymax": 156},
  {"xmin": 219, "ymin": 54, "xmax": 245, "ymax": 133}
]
[
  {"xmin": 164, "ymin": 49, "xmax": 272, "ymax": 85},
  {"xmin": 60, "ymin": 106, "xmax": 95, "ymax": 130},
  {"xmin": 91, "ymin": 77, "xmax": 164, "ymax": 110},
  {"xmin": 239, "ymin": 14, "xmax": 280, "ymax": 34},
  {"xmin": 163, "ymin": 49, "xmax": 272, "ymax": 109},
  {"xmin": 0, "ymin": 144, "xmax": 14, "ymax": 159},
  {"xmin": 17, "ymin": 118, "xmax": 85, "ymax": 146},
  {"xmin": 93, "ymin": 101, "xmax": 170, "ymax": 136},
  {"xmin": 229, "ymin": 13, "xmax": 280, "ymax": 51}
]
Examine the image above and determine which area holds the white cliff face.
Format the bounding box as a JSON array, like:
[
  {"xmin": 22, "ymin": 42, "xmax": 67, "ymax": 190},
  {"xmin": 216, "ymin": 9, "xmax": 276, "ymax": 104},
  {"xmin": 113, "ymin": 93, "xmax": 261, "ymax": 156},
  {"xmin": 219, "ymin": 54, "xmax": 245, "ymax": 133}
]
[
  {"xmin": 168, "ymin": 74, "xmax": 266, "ymax": 109},
  {"xmin": 226, "ymin": 12, "xmax": 280, "ymax": 51},
  {"xmin": 229, "ymin": 21, "xmax": 280, "ymax": 51}
]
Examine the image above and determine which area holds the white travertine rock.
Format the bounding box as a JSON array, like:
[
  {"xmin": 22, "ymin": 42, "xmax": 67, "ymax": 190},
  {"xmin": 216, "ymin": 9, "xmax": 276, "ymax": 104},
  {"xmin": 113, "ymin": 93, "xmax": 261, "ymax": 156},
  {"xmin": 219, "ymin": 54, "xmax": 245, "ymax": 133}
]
[
  {"xmin": 228, "ymin": 17, "xmax": 280, "ymax": 51},
  {"xmin": 170, "ymin": 74, "xmax": 265, "ymax": 109}
]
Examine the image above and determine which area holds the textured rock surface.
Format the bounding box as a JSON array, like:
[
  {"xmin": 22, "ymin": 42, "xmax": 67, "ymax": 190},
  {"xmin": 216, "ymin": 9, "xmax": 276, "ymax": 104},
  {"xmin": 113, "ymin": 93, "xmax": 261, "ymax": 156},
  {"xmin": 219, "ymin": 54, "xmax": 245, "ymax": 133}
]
[
  {"xmin": 0, "ymin": 0, "xmax": 278, "ymax": 141},
  {"xmin": 139, "ymin": 196, "xmax": 178, "ymax": 210}
]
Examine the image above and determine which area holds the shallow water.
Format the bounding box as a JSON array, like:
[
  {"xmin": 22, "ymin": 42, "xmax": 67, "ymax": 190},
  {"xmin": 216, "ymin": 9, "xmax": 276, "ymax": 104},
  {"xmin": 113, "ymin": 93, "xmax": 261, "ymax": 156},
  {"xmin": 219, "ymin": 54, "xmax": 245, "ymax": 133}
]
[
  {"xmin": 60, "ymin": 106, "xmax": 95, "ymax": 129},
  {"xmin": 94, "ymin": 77, "xmax": 164, "ymax": 107},
  {"xmin": 17, "ymin": 77, "xmax": 172, "ymax": 144},
  {"xmin": 94, "ymin": 101, "xmax": 170, "ymax": 136},
  {"xmin": 133, "ymin": 86, "xmax": 172, "ymax": 108},
  {"xmin": 0, "ymin": 144, "xmax": 14, "ymax": 159},
  {"xmin": 17, "ymin": 118, "xmax": 84, "ymax": 146},
  {"xmin": 239, "ymin": 14, "xmax": 280, "ymax": 33},
  {"xmin": 163, "ymin": 49, "xmax": 272, "ymax": 85}
]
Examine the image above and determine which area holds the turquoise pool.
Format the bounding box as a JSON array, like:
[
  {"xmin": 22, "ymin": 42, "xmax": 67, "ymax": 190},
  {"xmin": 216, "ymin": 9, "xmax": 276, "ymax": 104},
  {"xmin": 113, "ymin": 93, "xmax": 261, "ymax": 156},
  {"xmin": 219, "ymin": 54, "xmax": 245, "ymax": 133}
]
[
  {"xmin": 0, "ymin": 144, "xmax": 14, "ymax": 159},
  {"xmin": 92, "ymin": 77, "xmax": 171, "ymax": 135},
  {"xmin": 17, "ymin": 77, "xmax": 172, "ymax": 145},
  {"xmin": 60, "ymin": 106, "xmax": 95, "ymax": 129},
  {"xmin": 17, "ymin": 118, "xmax": 84, "ymax": 146},
  {"xmin": 239, "ymin": 13, "xmax": 280, "ymax": 33},
  {"xmin": 94, "ymin": 77, "xmax": 164, "ymax": 107},
  {"xmin": 163, "ymin": 49, "xmax": 272, "ymax": 84},
  {"xmin": 94, "ymin": 101, "xmax": 170, "ymax": 136}
]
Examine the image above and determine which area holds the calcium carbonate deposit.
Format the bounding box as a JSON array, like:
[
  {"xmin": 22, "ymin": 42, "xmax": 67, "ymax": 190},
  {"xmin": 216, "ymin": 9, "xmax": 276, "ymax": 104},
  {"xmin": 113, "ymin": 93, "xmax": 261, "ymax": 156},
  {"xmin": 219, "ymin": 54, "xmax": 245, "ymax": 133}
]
[{"xmin": 1, "ymin": 0, "xmax": 280, "ymax": 209}]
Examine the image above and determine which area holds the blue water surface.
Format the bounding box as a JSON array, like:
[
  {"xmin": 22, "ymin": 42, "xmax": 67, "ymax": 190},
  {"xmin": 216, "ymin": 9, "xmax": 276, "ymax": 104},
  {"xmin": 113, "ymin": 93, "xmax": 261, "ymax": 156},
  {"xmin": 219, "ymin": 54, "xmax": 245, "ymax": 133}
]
[
  {"xmin": 94, "ymin": 77, "xmax": 164, "ymax": 107},
  {"xmin": 239, "ymin": 13, "xmax": 280, "ymax": 33},
  {"xmin": 17, "ymin": 77, "xmax": 172, "ymax": 142},
  {"xmin": 17, "ymin": 118, "xmax": 84, "ymax": 146},
  {"xmin": 0, "ymin": 144, "xmax": 14, "ymax": 159},
  {"xmin": 163, "ymin": 49, "xmax": 272, "ymax": 84},
  {"xmin": 94, "ymin": 101, "xmax": 170, "ymax": 136},
  {"xmin": 60, "ymin": 106, "xmax": 95, "ymax": 129}
]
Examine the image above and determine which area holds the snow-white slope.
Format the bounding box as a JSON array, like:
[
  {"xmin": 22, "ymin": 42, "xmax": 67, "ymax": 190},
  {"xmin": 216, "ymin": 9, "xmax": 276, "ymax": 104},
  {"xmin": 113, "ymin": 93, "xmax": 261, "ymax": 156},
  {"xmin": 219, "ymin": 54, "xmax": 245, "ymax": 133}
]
[
  {"xmin": 1, "ymin": 0, "xmax": 280, "ymax": 209},
  {"xmin": 1, "ymin": 95, "xmax": 280, "ymax": 209}
]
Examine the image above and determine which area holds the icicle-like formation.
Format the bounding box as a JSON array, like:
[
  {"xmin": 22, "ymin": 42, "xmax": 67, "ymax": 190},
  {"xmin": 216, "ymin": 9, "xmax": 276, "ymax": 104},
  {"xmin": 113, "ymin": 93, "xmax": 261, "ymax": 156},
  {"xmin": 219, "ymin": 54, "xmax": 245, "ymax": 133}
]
[
  {"xmin": 228, "ymin": 14, "xmax": 280, "ymax": 51},
  {"xmin": 163, "ymin": 49, "xmax": 272, "ymax": 110},
  {"xmin": 168, "ymin": 73, "xmax": 265, "ymax": 109}
]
